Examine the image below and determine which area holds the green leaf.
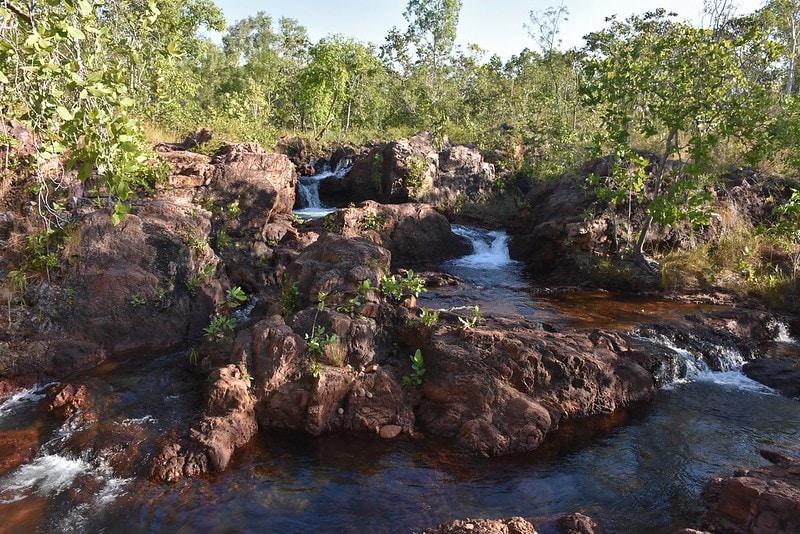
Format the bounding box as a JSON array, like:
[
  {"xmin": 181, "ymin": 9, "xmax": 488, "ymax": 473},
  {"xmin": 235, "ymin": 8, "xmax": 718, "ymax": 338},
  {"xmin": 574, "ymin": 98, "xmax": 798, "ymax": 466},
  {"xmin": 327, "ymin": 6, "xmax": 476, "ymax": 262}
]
[
  {"xmin": 0, "ymin": 70, "xmax": 8, "ymax": 85},
  {"xmin": 56, "ymin": 106, "xmax": 73, "ymax": 121},
  {"xmin": 110, "ymin": 202, "xmax": 131, "ymax": 226},
  {"xmin": 77, "ymin": 0, "xmax": 93, "ymax": 17},
  {"xmin": 65, "ymin": 25, "xmax": 86, "ymax": 41}
]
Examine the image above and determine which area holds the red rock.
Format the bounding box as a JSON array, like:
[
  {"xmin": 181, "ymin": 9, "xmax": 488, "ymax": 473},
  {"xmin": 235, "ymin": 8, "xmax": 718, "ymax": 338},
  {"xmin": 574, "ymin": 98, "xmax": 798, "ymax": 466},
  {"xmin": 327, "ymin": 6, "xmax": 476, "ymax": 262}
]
[{"xmin": 379, "ymin": 425, "xmax": 402, "ymax": 439}]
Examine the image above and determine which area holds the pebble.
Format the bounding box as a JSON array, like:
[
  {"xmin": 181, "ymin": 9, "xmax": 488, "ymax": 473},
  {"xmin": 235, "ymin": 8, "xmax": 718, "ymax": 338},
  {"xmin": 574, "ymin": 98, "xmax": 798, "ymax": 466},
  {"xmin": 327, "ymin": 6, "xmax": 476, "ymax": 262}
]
[
  {"xmin": 366, "ymin": 391, "xmax": 373, "ymax": 399},
  {"xmin": 337, "ymin": 407, "xmax": 344, "ymax": 415}
]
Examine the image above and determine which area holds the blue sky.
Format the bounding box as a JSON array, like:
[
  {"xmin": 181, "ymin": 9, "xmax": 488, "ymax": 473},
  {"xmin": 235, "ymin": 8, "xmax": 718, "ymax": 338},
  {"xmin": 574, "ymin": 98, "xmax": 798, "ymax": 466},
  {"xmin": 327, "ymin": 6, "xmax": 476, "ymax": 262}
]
[{"xmin": 210, "ymin": 0, "xmax": 767, "ymax": 59}]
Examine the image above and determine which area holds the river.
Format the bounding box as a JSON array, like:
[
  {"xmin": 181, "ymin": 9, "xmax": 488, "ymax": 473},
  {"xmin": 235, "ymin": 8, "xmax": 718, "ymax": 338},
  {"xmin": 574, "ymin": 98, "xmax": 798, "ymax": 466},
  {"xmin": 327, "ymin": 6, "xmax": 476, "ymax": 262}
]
[{"xmin": 0, "ymin": 227, "xmax": 798, "ymax": 532}]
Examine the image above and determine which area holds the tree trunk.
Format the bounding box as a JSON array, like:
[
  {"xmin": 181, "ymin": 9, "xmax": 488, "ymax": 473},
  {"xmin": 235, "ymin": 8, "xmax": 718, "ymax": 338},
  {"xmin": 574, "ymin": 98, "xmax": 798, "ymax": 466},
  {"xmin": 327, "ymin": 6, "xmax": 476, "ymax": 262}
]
[{"xmin": 634, "ymin": 129, "xmax": 677, "ymax": 259}]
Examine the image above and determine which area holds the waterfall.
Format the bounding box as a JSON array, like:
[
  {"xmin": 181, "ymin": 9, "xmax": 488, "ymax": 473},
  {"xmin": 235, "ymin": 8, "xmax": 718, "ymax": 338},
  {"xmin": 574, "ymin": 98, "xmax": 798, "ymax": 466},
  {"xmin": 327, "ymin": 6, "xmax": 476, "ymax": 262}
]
[
  {"xmin": 450, "ymin": 225, "xmax": 516, "ymax": 268},
  {"xmin": 294, "ymin": 157, "xmax": 354, "ymax": 219},
  {"xmin": 632, "ymin": 332, "xmax": 773, "ymax": 393}
]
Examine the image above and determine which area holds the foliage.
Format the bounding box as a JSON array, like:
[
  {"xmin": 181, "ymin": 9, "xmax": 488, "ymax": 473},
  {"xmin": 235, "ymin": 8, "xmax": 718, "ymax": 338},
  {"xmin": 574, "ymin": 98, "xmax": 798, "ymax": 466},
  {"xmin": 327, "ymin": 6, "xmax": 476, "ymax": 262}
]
[
  {"xmin": 203, "ymin": 312, "xmax": 236, "ymax": 340},
  {"xmin": 0, "ymin": 0, "xmax": 166, "ymax": 226},
  {"xmin": 582, "ymin": 9, "xmax": 779, "ymax": 257},
  {"xmin": 279, "ymin": 280, "xmax": 300, "ymax": 316},
  {"xmin": 304, "ymin": 325, "xmax": 338, "ymax": 357},
  {"xmin": 379, "ymin": 270, "xmax": 425, "ymax": 301},
  {"xmin": 457, "ymin": 305, "xmax": 481, "ymax": 329},
  {"xmin": 359, "ymin": 211, "xmax": 384, "ymax": 231},
  {"xmin": 402, "ymin": 348, "xmax": 426, "ymax": 388},
  {"xmin": 410, "ymin": 307, "xmax": 439, "ymax": 328}
]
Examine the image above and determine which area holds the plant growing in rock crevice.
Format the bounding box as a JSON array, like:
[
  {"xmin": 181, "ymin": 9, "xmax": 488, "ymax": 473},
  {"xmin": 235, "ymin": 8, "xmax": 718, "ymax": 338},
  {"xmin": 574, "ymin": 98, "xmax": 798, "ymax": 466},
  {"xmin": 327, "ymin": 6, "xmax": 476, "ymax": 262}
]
[
  {"xmin": 458, "ymin": 305, "xmax": 481, "ymax": 330},
  {"xmin": 402, "ymin": 349, "xmax": 426, "ymax": 388},
  {"xmin": 379, "ymin": 270, "xmax": 425, "ymax": 302}
]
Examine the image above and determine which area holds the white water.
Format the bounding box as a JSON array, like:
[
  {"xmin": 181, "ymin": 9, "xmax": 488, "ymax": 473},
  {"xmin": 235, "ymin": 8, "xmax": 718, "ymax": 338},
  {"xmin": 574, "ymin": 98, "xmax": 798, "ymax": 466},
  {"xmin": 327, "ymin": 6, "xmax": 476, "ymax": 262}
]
[
  {"xmin": 0, "ymin": 454, "xmax": 92, "ymax": 503},
  {"xmin": 639, "ymin": 334, "xmax": 774, "ymax": 394},
  {"xmin": 450, "ymin": 226, "xmax": 517, "ymax": 268},
  {"xmin": 294, "ymin": 157, "xmax": 353, "ymax": 220},
  {"xmin": 769, "ymin": 319, "xmax": 799, "ymax": 344},
  {"xmin": 0, "ymin": 386, "xmax": 47, "ymax": 421}
]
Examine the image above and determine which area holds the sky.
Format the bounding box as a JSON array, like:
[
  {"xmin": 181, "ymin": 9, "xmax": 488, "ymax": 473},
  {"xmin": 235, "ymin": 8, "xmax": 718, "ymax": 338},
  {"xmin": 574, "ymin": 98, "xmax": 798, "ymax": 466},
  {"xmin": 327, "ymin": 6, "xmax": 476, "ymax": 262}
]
[{"xmin": 210, "ymin": 0, "xmax": 768, "ymax": 60}]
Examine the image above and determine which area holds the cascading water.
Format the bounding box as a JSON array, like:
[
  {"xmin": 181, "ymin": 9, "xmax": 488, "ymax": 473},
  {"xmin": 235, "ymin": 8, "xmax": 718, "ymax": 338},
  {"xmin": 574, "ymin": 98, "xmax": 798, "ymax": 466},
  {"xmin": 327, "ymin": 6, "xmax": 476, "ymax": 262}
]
[{"xmin": 294, "ymin": 157, "xmax": 353, "ymax": 219}]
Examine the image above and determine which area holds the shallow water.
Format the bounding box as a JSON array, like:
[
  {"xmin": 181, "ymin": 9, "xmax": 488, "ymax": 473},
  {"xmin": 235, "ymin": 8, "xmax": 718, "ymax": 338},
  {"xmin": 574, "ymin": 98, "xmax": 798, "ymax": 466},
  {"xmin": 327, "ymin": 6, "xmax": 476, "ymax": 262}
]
[{"xmin": 1, "ymin": 226, "xmax": 799, "ymax": 532}]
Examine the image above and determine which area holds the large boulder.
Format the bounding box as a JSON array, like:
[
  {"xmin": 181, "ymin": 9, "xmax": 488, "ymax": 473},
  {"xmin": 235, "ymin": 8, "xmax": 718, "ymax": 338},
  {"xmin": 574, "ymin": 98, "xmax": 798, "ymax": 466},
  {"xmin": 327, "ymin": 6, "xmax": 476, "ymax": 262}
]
[
  {"xmin": 209, "ymin": 143, "xmax": 296, "ymax": 237},
  {"xmin": 703, "ymin": 449, "xmax": 800, "ymax": 533},
  {"xmin": 319, "ymin": 133, "xmax": 495, "ymax": 210},
  {"xmin": 322, "ymin": 201, "xmax": 471, "ymax": 268},
  {"xmin": 416, "ymin": 316, "xmax": 655, "ymax": 456}
]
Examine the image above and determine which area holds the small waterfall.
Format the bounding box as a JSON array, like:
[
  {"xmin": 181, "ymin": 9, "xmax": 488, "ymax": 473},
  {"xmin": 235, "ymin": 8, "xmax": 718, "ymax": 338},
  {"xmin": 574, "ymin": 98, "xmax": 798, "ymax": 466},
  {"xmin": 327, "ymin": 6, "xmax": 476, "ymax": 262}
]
[
  {"xmin": 632, "ymin": 332, "xmax": 773, "ymax": 393},
  {"xmin": 769, "ymin": 319, "xmax": 798, "ymax": 344},
  {"xmin": 295, "ymin": 157, "xmax": 354, "ymax": 219},
  {"xmin": 450, "ymin": 225, "xmax": 516, "ymax": 268}
]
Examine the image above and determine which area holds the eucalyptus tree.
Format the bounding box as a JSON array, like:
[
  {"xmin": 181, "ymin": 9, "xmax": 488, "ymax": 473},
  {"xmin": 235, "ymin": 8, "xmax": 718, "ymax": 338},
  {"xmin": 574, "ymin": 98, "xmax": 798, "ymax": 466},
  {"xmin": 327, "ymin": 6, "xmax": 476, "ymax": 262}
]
[
  {"xmin": 297, "ymin": 35, "xmax": 385, "ymax": 138},
  {"xmin": 382, "ymin": 0, "xmax": 462, "ymax": 139},
  {"xmin": 582, "ymin": 10, "xmax": 778, "ymax": 259}
]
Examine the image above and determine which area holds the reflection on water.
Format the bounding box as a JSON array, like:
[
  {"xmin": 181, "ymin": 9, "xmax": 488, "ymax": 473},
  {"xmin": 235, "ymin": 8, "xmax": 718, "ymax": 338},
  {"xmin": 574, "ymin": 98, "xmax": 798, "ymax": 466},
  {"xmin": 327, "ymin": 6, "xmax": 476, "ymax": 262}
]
[{"xmin": 84, "ymin": 381, "xmax": 800, "ymax": 533}]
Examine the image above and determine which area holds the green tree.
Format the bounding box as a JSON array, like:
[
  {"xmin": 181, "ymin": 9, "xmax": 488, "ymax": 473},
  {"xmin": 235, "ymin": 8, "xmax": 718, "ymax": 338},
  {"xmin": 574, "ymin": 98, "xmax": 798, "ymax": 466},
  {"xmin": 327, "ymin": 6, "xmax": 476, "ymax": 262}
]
[
  {"xmin": 0, "ymin": 0, "xmax": 162, "ymax": 225},
  {"xmin": 582, "ymin": 10, "xmax": 779, "ymax": 260}
]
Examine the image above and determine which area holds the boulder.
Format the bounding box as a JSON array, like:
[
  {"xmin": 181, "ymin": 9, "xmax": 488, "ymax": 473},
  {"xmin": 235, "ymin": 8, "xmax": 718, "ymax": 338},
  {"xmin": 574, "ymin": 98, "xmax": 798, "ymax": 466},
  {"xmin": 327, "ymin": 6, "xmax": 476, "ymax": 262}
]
[
  {"xmin": 209, "ymin": 143, "xmax": 296, "ymax": 237},
  {"xmin": 149, "ymin": 364, "xmax": 257, "ymax": 483},
  {"xmin": 36, "ymin": 383, "xmax": 89, "ymax": 420},
  {"xmin": 426, "ymin": 517, "xmax": 538, "ymax": 534},
  {"xmin": 743, "ymin": 356, "xmax": 800, "ymax": 398},
  {"xmin": 416, "ymin": 317, "xmax": 655, "ymax": 456},
  {"xmin": 704, "ymin": 449, "xmax": 800, "ymax": 533},
  {"xmin": 31, "ymin": 199, "xmax": 220, "ymax": 358},
  {"xmin": 323, "ymin": 201, "xmax": 471, "ymax": 268},
  {"xmin": 319, "ymin": 133, "xmax": 495, "ymax": 211}
]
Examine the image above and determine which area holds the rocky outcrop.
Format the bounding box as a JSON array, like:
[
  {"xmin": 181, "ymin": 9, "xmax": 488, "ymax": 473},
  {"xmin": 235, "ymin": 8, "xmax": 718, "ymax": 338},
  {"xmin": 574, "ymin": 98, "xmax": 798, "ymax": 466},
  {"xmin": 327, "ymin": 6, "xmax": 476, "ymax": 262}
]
[
  {"xmin": 322, "ymin": 201, "xmax": 471, "ymax": 267},
  {"xmin": 319, "ymin": 133, "xmax": 495, "ymax": 210},
  {"xmin": 416, "ymin": 317, "xmax": 655, "ymax": 456},
  {"xmin": 36, "ymin": 383, "xmax": 88, "ymax": 420},
  {"xmin": 703, "ymin": 449, "xmax": 800, "ymax": 533},
  {"xmin": 427, "ymin": 513, "xmax": 602, "ymax": 534},
  {"xmin": 743, "ymin": 356, "xmax": 800, "ymax": 398},
  {"xmin": 149, "ymin": 364, "xmax": 257, "ymax": 483}
]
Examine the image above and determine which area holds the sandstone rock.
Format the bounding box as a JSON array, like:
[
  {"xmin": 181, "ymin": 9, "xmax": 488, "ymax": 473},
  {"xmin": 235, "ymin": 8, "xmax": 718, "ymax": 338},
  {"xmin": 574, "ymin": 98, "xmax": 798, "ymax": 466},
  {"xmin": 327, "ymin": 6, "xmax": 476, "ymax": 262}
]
[
  {"xmin": 704, "ymin": 449, "xmax": 800, "ymax": 533},
  {"xmin": 426, "ymin": 517, "xmax": 538, "ymax": 534},
  {"xmin": 286, "ymin": 232, "xmax": 391, "ymax": 310},
  {"xmin": 149, "ymin": 365, "xmax": 257, "ymax": 483},
  {"xmin": 743, "ymin": 356, "xmax": 800, "ymax": 398},
  {"xmin": 158, "ymin": 150, "xmax": 214, "ymax": 189},
  {"xmin": 329, "ymin": 201, "xmax": 471, "ymax": 267},
  {"xmin": 416, "ymin": 317, "xmax": 655, "ymax": 456},
  {"xmin": 379, "ymin": 424, "xmax": 402, "ymax": 439},
  {"xmin": 36, "ymin": 383, "xmax": 88, "ymax": 420},
  {"xmin": 210, "ymin": 144, "xmax": 296, "ymax": 237}
]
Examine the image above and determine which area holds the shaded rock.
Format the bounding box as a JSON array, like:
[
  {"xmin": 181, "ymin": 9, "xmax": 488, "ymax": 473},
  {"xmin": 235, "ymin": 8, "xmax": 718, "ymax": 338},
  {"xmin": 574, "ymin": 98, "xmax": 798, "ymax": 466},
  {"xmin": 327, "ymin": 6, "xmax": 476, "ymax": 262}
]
[
  {"xmin": 704, "ymin": 449, "xmax": 800, "ymax": 533},
  {"xmin": 743, "ymin": 356, "xmax": 800, "ymax": 398},
  {"xmin": 379, "ymin": 424, "xmax": 402, "ymax": 439},
  {"xmin": 36, "ymin": 383, "xmax": 88, "ymax": 420},
  {"xmin": 320, "ymin": 133, "xmax": 495, "ymax": 211},
  {"xmin": 556, "ymin": 513, "xmax": 603, "ymax": 534},
  {"xmin": 326, "ymin": 201, "xmax": 471, "ymax": 267},
  {"xmin": 31, "ymin": 200, "xmax": 219, "ymax": 358},
  {"xmin": 209, "ymin": 143, "xmax": 296, "ymax": 237},
  {"xmin": 149, "ymin": 364, "xmax": 257, "ymax": 483},
  {"xmin": 251, "ymin": 315, "xmax": 306, "ymax": 395}
]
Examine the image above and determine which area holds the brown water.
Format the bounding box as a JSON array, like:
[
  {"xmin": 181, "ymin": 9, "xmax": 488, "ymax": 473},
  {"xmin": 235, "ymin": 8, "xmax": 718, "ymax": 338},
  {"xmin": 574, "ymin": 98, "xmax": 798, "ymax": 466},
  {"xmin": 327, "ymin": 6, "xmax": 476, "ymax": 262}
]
[{"xmin": 1, "ymin": 227, "xmax": 799, "ymax": 533}]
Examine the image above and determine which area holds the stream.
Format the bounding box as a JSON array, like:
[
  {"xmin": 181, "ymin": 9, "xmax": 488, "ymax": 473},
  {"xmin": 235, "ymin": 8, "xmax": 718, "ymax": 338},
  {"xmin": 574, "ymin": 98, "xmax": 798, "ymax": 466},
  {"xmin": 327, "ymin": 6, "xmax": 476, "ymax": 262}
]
[{"xmin": 1, "ymin": 227, "xmax": 799, "ymax": 532}]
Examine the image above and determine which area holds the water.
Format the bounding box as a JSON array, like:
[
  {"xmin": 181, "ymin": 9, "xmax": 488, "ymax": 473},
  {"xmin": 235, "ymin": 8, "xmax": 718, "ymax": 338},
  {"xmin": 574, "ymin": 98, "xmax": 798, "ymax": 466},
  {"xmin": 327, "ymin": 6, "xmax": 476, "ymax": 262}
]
[
  {"xmin": 294, "ymin": 158, "xmax": 353, "ymax": 220},
  {"xmin": 1, "ymin": 225, "xmax": 799, "ymax": 532}
]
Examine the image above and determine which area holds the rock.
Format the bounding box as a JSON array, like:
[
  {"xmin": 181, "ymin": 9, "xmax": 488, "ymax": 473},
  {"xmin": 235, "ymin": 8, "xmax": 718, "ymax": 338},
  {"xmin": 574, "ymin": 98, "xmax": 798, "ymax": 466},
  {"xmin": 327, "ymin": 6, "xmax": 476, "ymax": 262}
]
[
  {"xmin": 327, "ymin": 201, "xmax": 471, "ymax": 267},
  {"xmin": 286, "ymin": 232, "xmax": 391, "ymax": 310},
  {"xmin": 30, "ymin": 200, "xmax": 219, "ymax": 358},
  {"xmin": 426, "ymin": 517, "xmax": 538, "ymax": 534},
  {"xmin": 743, "ymin": 356, "xmax": 800, "ymax": 398},
  {"xmin": 556, "ymin": 513, "xmax": 603, "ymax": 534},
  {"xmin": 319, "ymin": 133, "xmax": 495, "ymax": 211},
  {"xmin": 36, "ymin": 383, "xmax": 88, "ymax": 420},
  {"xmin": 157, "ymin": 150, "xmax": 214, "ymax": 189},
  {"xmin": 209, "ymin": 143, "xmax": 296, "ymax": 237},
  {"xmin": 703, "ymin": 449, "xmax": 800, "ymax": 533},
  {"xmin": 379, "ymin": 424, "xmax": 403, "ymax": 439},
  {"xmin": 416, "ymin": 317, "xmax": 655, "ymax": 456},
  {"xmin": 149, "ymin": 365, "xmax": 257, "ymax": 483},
  {"xmin": 251, "ymin": 315, "xmax": 306, "ymax": 395}
]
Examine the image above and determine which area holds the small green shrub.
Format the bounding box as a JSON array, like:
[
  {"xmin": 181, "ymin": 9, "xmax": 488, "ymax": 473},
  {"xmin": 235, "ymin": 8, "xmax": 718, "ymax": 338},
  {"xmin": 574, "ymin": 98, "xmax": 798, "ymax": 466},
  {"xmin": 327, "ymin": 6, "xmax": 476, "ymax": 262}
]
[
  {"xmin": 360, "ymin": 211, "xmax": 384, "ymax": 231},
  {"xmin": 380, "ymin": 271, "xmax": 425, "ymax": 302},
  {"xmin": 405, "ymin": 155, "xmax": 428, "ymax": 193},
  {"xmin": 402, "ymin": 349, "xmax": 426, "ymax": 388},
  {"xmin": 411, "ymin": 307, "xmax": 439, "ymax": 328},
  {"xmin": 458, "ymin": 305, "xmax": 481, "ymax": 330},
  {"xmin": 204, "ymin": 313, "xmax": 237, "ymax": 340},
  {"xmin": 280, "ymin": 280, "xmax": 300, "ymax": 316}
]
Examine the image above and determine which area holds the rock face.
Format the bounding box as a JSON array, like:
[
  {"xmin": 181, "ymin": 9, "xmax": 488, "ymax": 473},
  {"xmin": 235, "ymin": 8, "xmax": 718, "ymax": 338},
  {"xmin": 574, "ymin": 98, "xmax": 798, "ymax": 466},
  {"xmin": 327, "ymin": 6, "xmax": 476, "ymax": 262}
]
[
  {"xmin": 704, "ymin": 450, "xmax": 800, "ymax": 533},
  {"xmin": 319, "ymin": 133, "xmax": 495, "ymax": 210},
  {"xmin": 743, "ymin": 356, "xmax": 800, "ymax": 398},
  {"xmin": 323, "ymin": 201, "xmax": 471, "ymax": 267},
  {"xmin": 0, "ymin": 141, "xmax": 296, "ymax": 386},
  {"xmin": 149, "ymin": 364, "xmax": 257, "ymax": 483},
  {"xmin": 416, "ymin": 317, "xmax": 655, "ymax": 456},
  {"xmin": 426, "ymin": 513, "xmax": 602, "ymax": 534}
]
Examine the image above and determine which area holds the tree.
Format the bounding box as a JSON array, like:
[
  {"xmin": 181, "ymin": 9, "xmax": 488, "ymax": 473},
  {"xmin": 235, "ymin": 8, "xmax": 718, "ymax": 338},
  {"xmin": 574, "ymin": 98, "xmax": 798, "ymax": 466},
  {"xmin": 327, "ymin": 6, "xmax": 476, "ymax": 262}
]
[
  {"xmin": 0, "ymin": 0, "xmax": 163, "ymax": 225},
  {"xmin": 582, "ymin": 10, "xmax": 779, "ymax": 260}
]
